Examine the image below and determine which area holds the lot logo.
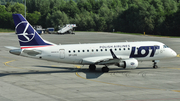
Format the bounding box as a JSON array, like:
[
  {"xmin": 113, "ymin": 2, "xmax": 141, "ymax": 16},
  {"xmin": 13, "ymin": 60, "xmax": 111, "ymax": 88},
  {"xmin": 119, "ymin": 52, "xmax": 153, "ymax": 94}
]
[
  {"xmin": 130, "ymin": 46, "xmax": 160, "ymax": 58},
  {"xmin": 130, "ymin": 62, "xmax": 135, "ymax": 66},
  {"xmin": 16, "ymin": 21, "xmax": 35, "ymax": 42}
]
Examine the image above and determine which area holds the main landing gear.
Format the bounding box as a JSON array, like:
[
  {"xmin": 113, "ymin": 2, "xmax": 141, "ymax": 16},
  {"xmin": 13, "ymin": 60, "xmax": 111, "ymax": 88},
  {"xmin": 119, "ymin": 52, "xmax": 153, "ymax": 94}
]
[
  {"xmin": 152, "ymin": 60, "xmax": 159, "ymax": 69},
  {"xmin": 89, "ymin": 64, "xmax": 109, "ymax": 72},
  {"xmin": 102, "ymin": 66, "xmax": 109, "ymax": 72},
  {"xmin": 89, "ymin": 64, "xmax": 96, "ymax": 71}
]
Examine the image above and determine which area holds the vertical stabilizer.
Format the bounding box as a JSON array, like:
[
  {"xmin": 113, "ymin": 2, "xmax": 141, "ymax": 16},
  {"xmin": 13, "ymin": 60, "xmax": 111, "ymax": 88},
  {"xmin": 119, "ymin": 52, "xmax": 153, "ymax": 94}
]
[{"xmin": 12, "ymin": 14, "xmax": 56, "ymax": 49}]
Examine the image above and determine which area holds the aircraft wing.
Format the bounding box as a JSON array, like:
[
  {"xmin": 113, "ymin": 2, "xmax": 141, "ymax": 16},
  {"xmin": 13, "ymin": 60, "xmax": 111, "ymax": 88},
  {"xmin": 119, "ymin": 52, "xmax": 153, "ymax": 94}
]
[
  {"xmin": 82, "ymin": 49, "xmax": 129, "ymax": 65},
  {"xmin": 82, "ymin": 55, "xmax": 129, "ymax": 65}
]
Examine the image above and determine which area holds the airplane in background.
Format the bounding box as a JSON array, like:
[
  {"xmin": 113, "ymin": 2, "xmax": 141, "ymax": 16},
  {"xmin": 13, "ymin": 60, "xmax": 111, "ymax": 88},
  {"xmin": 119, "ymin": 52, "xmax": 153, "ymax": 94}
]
[{"xmin": 7, "ymin": 14, "xmax": 177, "ymax": 72}]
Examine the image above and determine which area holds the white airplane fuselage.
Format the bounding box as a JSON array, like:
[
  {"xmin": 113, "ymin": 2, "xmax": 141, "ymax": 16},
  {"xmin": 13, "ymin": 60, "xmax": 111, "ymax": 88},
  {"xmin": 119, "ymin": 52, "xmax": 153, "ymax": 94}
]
[{"xmin": 19, "ymin": 41, "xmax": 176, "ymax": 65}]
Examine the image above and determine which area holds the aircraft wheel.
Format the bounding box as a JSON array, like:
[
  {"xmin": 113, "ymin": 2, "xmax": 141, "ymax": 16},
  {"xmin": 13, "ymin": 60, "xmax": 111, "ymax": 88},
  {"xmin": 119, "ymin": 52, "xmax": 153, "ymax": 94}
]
[
  {"xmin": 89, "ymin": 64, "xmax": 96, "ymax": 71},
  {"xmin": 153, "ymin": 65, "xmax": 158, "ymax": 69},
  {"xmin": 102, "ymin": 66, "xmax": 109, "ymax": 72},
  {"xmin": 153, "ymin": 61, "xmax": 158, "ymax": 69}
]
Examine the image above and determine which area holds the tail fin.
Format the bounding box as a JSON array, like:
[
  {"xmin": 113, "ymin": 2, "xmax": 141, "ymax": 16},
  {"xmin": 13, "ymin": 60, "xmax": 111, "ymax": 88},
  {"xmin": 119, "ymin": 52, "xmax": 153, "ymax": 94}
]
[{"xmin": 12, "ymin": 14, "xmax": 56, "ymax": 49}]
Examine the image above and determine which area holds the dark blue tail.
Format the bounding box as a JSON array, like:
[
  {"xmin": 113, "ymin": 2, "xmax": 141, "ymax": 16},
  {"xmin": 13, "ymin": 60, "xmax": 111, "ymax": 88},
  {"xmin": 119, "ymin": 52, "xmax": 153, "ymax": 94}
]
[{"xmin": 12, "ymin": 14, "xmax": 55, "ymax": 49}]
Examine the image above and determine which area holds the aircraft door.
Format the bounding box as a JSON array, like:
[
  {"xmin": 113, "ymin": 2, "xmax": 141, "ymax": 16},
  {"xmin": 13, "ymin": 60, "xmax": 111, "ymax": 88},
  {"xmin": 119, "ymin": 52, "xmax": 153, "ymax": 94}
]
[{"xmin": 59, "ymin": 49, "xmax": 65, "ymax": 59}]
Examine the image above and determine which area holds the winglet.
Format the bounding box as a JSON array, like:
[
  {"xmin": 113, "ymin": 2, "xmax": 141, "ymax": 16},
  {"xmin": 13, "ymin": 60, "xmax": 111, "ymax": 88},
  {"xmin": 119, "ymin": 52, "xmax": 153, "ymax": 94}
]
[{"xmin": 110, "ymin": 49, "xmax": 118, "ymax": 59}]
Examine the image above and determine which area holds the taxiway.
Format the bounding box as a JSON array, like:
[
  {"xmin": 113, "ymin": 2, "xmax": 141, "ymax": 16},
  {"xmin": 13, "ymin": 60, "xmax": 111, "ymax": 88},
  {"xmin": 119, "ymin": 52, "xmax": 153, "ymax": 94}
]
[{"xmin": 0, "ymin": 32, "xmax": 180, "ymax": 101}]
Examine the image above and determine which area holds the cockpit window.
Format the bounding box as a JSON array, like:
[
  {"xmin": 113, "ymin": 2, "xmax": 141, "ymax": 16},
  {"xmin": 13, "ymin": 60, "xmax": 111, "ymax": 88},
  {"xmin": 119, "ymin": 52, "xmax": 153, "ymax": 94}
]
[{"xmin": 163, "ymin": 45, "xmax": 169, "ymax": 48}]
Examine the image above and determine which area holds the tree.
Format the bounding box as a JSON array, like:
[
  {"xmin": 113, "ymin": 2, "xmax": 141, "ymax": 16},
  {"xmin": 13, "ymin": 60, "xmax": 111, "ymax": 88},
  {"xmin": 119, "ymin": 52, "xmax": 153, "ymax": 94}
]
[
  {"xmin": 46, "ymin": 10, "xmax": 69, "ymax": 30},
  {"xmin": 73, "ymin": 10, "xmax": 96, "ymax": 31},
  {"xmin": 11, "ymin": 3, "xmax": 25, "ymax": 15},
  {"xmin": 63, "ymin": 0, "xmax": 79, "ymax": 18},
  {"xmin": 162, "ymin": 0, "xmax": 178, "ymax": 15},
  {"xmin": 0, "ymin": 12, "xmax": 13, "ymax": 29},
  {"xmin": 138, "ymin": 1, "xmax": 156, "ymax": 33},
  {"xmin": 0, "ymin": 5, "xmax": 6, "ymax": 13},
  {"xmin": 5, "ymin": 2, "xmax": 12, "ymax": 12},
  {"xmin": 27, "ymin": 11, "xmax": 41, "ymax": 25},
  {"xmin": 1, "ymin": 0, "xmax": 180, "ymax": 36}
]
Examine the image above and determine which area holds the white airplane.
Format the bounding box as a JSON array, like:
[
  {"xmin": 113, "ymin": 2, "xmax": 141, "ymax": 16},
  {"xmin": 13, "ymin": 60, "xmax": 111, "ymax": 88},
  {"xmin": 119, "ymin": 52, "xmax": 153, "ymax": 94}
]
[{"xmin": 8, "ymin": 14, "xmax": 177, "ymax": 72}]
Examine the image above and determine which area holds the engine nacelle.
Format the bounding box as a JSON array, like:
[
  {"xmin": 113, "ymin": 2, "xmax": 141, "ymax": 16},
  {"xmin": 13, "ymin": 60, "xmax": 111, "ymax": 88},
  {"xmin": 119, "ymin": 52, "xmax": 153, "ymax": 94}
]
[{"xmin": 117, "ymin": 58, "xmax": 138, "ymax": 69}]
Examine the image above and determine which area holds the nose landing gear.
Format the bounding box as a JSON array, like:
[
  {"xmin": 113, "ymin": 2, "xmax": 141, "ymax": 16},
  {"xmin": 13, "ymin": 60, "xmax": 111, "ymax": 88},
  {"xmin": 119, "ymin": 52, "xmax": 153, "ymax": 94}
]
[{"xmin": 152, "ymin": 60, "xmax": 159, "ymax": 69}]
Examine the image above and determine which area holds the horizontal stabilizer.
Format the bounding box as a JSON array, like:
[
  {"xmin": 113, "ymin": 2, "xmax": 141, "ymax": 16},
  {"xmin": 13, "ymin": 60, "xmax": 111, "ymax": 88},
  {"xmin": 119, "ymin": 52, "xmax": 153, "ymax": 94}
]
[{"xmin": 5, "ymin": 46, "xmax": 20, "ymax": 49}]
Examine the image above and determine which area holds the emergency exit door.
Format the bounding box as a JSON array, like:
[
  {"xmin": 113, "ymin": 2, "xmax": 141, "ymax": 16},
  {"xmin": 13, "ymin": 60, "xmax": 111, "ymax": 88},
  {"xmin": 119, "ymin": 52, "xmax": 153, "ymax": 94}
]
[{"xmin": 59, "ymin": 49, "xmax": 65, "ymax": 59}]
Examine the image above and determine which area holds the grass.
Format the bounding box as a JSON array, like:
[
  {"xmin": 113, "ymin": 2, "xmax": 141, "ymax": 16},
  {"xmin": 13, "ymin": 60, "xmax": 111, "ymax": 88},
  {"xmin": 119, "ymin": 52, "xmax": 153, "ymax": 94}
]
[
  {"xmin": 114, "ymin": 31, "xmax": 180, "ymax": 38},
  {"xmin": 0, "ymin": 28, "xmax": 14, "ymax": 33},
  {"xmin": 113, "ymin": 31, "xmax": 143, "ymax": 35}
]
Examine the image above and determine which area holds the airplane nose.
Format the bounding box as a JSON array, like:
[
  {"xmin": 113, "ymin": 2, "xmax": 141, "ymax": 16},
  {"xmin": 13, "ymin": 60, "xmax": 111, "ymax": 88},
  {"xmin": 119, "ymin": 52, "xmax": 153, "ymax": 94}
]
[{"xmin": 172, "ymin": 50, "xmax": 177, "ymax": 57}]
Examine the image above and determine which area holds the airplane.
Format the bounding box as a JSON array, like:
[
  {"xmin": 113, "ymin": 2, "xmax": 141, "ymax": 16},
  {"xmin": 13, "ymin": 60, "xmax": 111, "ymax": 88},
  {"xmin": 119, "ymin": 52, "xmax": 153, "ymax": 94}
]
[{"xmin": 7, "ymin": 14, "xmax": 177, "ymax": 72}]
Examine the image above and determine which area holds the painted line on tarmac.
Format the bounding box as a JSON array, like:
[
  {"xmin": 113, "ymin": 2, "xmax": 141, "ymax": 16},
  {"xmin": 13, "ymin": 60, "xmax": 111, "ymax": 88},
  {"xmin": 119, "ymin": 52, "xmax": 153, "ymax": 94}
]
[
  {"xmin": 4, "ymin": 60, "xmax": 29, "ymax": 70},
  {"xmin": 4, "ymin": 60, "xmax": 20, "ymax": 69},
  {"xmin": 1, "ymin": 56, "xmax": 19, "ymax": 69},
  {"xmin": 161, "ymin": 67, "xmax": 180, "ymax": 70},
  {"xmin": 75, "ymin": 65, "xmax": 180, "ymax": 93},
  {"xmin": 172, "ymin": 90, "xmax": 180, "ymax": 92},
  {"xmin": 4, "ymin": 60, "xmax": 24, "ymax": 69},
  {"xmin": 177, "ymin": 54, "xmax": 180, "ymax": 57}
]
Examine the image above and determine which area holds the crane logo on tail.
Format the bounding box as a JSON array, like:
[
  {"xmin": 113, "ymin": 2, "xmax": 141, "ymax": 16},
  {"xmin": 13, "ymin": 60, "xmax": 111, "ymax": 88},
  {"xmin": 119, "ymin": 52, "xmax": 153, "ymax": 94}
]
[{"xmin": 16, "ymin": 21, "xmax": 35, "ymax": 42}]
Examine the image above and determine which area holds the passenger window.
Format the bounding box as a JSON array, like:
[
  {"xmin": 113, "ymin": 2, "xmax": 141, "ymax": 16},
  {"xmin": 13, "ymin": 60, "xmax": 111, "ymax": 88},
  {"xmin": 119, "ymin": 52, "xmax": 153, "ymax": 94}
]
[
  {"xmin": 119, "ymin": 48, "xmax": 121, "ymax": 51},
  {"xmin": 96, "ymin": 49, "xmax": 98, "ymax": 52},
  {"xmin": 124, "ymin": 48, "xmax": 125, "ymax": 50},
  {"xmin": 87, "ymin": 50, "xmax": 89, "ymax": 52},
  {"xmin": 101, "ymin": 49, "xmax": 103, "ymax": 51},
  {"xmin": 115, "ymin": 48, "xmax": 117, "ymax": 51},
  {"xmin": 128, "ymin": 48, "xmax": 130, "ymax": 50},
  {"xmin": 92, "ymin": 49, "xmax": 94, "ymax": 52},
  {"xmin": 78, "ymin": 50, "xmax": 80, "ymax": 52},
  {"xmin": 69, "ymin": 50, "xmax": 71, "ymax": 53},
  {"xmin": 105, "ymin": 49, "xmax": 107, "ymax": 51},
  {"xmin": 73, "ymin": 50, "xmax": 75, "ymax": 53},
  {"xmin": 82, "ymin": 50, "xmax": 85, "ymax": 52}
]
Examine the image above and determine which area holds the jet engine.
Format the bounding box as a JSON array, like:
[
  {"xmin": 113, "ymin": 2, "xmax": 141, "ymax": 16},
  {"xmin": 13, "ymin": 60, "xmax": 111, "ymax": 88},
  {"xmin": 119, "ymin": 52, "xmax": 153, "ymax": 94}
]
[{"xmin": 117, "ymin": 58, "xmax": 138, "ymax": 69}]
